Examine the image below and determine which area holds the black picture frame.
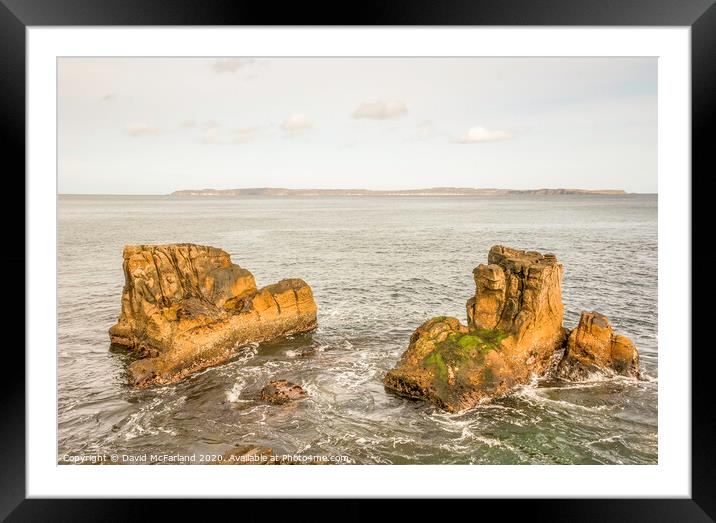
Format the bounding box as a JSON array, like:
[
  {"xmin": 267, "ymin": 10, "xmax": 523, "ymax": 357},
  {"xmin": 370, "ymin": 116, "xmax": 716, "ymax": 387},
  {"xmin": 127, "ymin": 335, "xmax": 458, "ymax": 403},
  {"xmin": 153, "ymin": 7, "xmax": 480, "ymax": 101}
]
[{"xmin": 4, "ymin": 0, "xmax": 714, "ymax": 520}]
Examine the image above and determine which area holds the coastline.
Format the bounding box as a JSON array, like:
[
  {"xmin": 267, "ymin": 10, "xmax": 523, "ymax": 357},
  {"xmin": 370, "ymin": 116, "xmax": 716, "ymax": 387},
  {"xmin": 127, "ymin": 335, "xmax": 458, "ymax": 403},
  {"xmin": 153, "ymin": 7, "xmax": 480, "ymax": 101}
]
[{"xmin": 58, "ymin": 192, "xmax": 657, "ymax": 198}]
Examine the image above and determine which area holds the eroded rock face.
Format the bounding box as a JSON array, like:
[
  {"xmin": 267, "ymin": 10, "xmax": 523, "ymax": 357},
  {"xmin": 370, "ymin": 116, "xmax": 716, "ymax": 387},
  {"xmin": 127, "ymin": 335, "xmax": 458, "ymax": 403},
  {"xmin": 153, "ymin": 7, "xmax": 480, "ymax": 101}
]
[
  {"xmin": 260, "ymin": 380, "xmax": 307, "ymax": 405},
  {"xmin": 108, "ymin": 244, "xmax": 317, "ymax": 387},
  {"xmin": 467, "ymin": 245, "xmax": 565, "ymax": 371},
  {"xmin": 556, "ymin": 311, "xmax": 640, "ymax": 380},
  {"xmin": 385, "ymin": 246, "xmax": 567, "ymax": 412}
]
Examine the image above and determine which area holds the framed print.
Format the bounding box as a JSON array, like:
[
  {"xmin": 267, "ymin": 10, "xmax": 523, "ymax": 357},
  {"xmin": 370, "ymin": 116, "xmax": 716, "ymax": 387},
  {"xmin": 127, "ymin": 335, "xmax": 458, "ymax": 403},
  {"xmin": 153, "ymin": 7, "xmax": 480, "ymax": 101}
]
[{"xmin": 5, "ymin": 0, "xmax": 716, "ymax": 519}]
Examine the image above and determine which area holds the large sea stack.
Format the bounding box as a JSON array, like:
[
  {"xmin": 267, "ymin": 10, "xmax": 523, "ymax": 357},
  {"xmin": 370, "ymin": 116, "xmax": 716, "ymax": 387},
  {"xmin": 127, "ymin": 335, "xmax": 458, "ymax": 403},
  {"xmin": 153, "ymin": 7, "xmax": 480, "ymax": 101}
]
[
  {"xmin": 109, "ymin": 244, "xmax": 317, "ymax": 387},
  {"xmin": 384, "ymin": 245, "xmax": 640, "ymax": 412}
]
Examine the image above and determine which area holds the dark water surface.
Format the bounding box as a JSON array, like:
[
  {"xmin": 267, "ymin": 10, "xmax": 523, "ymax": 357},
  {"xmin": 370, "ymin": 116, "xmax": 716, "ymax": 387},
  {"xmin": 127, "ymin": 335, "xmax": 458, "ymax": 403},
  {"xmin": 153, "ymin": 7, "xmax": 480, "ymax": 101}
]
[{"xmin": 58, "ymin": 195, "xmax": 657, "ymax": 464}]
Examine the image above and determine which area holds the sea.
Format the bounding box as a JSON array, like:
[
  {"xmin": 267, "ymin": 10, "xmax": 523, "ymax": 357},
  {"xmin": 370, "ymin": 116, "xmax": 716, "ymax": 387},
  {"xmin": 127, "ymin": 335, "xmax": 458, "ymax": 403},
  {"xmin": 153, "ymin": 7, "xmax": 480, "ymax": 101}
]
[{"xmin": 58, "ymin": 194, "xmax": 657, "ymax": 464}]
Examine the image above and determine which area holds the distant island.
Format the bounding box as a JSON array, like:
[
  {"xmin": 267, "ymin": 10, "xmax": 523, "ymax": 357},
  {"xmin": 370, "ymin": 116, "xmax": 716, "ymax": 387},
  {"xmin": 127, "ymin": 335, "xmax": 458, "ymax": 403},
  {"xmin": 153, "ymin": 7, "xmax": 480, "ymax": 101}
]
[{"xmin": 170, "ymin": 187, "xmax": 628, "ymax": 197}]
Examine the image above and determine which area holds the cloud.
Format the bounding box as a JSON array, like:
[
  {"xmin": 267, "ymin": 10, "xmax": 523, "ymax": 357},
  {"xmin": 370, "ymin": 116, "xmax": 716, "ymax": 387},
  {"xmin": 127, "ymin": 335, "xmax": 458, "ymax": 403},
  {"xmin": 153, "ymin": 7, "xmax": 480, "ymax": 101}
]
[
  {"xmin": 179, "ymin": 120, "xmax": 220, "ymax": 130},
  {"xmin": 352, "ymin": 100, "xmax": 407, "ymax": 120},
  {"xmin": 453, "ymin": 126, "xmax": 512, "ymax": 143},
  {"xmin": 416, "ymin": 120, "xmax": 434, "ymax": 139},
  {"xmin": 200, "ymin": 128, "xmax": 223, "ymax": 144},
  {"xmin": 280, "ymin": 114, "xmax": 314, "ymax": 135},
  {"xmin": 232, "ymin": 127, "xmax": 258, "ymax": 144},
  {"xmin": 198, "ymin": 126, "xmax": 258, "ymax": 145},
  {"xmin": 212, "ymin": 58, "xmax": 256, "ymax": 73},
  {"xmin": 126, "ymin": 123, "xmax": 162, "ymax": 137}
]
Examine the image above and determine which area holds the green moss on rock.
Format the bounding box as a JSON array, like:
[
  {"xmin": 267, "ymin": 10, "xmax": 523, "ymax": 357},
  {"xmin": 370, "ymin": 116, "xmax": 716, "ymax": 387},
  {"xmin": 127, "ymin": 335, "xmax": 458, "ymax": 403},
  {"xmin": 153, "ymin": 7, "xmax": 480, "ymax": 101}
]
[
  {"xmin": 424, "ymin": 352, "xmax": 448, "ymax": 381},
  {"xmin": 422, "ymin": 327, "xmax": 506, "ymax": 378}
]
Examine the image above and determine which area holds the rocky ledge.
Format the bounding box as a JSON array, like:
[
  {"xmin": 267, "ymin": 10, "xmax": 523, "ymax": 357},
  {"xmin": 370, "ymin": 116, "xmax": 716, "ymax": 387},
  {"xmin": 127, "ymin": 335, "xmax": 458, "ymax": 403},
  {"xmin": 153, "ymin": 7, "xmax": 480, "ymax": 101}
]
[
  {"xmin": 384, "ymin": 245, "xmax": 640, "ymax": 412},
  {"xmin": 108, "ymin": 244, "xmax": 317, "ymax": 387}
]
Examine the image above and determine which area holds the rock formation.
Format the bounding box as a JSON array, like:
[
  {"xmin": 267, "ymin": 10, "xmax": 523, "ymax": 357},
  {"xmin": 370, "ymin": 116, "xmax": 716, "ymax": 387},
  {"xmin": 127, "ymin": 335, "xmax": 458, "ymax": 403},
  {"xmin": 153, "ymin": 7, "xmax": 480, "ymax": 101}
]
[
  {"xmin": 260, "ymin": 380, "xmax": 307, "ymax": 404},
  {"xmin": 109, "ymin": 244, "xmax": 317, "ymax": 387},
  {"xmin": 466, "ymin": 246, "xmax": 566, "ymax": 377},
  {"xmin": 385, "ymin": 246, "xmax": 566, "ymax": 412},
  {"xmin": 556, "ymin": 311, "xmax": 640, "ymax": 380},
  {"xmin": 384, "ymin": 245, "xmax": 640, "ymax": 412}
]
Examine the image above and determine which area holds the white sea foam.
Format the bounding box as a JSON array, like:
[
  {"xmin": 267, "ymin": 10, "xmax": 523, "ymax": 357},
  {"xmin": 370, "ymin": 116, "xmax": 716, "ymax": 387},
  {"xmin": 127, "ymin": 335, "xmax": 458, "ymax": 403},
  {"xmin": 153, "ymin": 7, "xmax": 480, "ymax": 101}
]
[
  {"xmin": 586, "ymin": 434, "xmax": 625, "ymax": 446},
  {"xmin": 225, "ymin": 377, "xmax": 248, "ymax": 403},
  {"xmin": 514, "ymin": 385, "xmax": 614, "ymax": 413}
]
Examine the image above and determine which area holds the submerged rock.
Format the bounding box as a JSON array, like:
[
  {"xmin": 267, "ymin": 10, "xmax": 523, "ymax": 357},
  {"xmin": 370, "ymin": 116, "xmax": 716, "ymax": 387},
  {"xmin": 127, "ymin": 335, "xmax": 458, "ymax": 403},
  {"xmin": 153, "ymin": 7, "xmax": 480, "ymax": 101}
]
[
  {"xmin": 260, "ymin": 380, "xmax": 307, "ymax": 404},
  {"xmin": 556, "ymin": 311, "xmax": 640, "ymax": 380},
  {"xmin": 384, "ymin": 245, "xmax": 640, "ymax": 412},
  {"xmin": 108, "ymin": 244, "xmax": 317, "ymax": 387}
]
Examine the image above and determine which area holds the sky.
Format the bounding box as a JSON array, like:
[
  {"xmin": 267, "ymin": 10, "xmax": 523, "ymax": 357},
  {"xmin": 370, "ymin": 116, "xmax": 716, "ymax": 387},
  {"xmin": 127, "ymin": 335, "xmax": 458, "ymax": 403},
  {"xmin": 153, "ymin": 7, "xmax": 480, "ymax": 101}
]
[{"xmin": 58, "ymin": 57, "xmax": 657, "ymax": 194}]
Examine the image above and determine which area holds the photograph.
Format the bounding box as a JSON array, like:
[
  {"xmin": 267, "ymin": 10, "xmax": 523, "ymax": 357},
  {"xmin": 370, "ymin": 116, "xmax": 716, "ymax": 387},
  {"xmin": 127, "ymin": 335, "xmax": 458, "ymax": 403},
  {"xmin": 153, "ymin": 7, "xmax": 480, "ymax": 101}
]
[{"xmin": 57, "ymin": 56, "xmax": 658, "ymax": 466}]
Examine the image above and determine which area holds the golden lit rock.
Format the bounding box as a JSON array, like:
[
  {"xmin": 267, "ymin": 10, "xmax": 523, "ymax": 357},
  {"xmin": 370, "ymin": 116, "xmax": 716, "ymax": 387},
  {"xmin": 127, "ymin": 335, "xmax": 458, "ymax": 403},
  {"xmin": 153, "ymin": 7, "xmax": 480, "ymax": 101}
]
[{"xmin": 109, "ymin": 244, "xmax": 317, "ymax": 387}]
